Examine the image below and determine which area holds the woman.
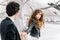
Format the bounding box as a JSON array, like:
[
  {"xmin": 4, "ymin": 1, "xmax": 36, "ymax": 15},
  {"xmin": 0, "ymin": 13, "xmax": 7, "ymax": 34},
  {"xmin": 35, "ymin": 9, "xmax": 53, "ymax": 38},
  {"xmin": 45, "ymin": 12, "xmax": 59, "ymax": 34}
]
[{"xmin": 25, "ymin": 9, "xmax": 44, "ymax": 40}]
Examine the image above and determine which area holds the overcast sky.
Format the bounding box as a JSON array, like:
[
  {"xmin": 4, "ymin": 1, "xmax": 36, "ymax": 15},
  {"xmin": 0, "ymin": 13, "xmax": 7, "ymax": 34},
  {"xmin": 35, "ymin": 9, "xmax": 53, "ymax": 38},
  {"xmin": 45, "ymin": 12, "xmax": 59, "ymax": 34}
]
[
  {"xmin": 30, "ymin": 0, "xmax": 59, "ymax": 4},
  {"xmin": 0, "ymin": 0, "xmax": 59, "ymax": 4}
]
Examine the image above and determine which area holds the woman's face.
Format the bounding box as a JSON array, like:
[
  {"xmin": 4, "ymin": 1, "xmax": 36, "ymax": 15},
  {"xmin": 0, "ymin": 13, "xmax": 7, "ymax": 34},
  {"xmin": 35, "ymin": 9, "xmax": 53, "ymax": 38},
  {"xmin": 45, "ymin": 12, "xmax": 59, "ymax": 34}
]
[{"xmin": 35, "ymin": 13, "xmax": 41, "ymax": 20}]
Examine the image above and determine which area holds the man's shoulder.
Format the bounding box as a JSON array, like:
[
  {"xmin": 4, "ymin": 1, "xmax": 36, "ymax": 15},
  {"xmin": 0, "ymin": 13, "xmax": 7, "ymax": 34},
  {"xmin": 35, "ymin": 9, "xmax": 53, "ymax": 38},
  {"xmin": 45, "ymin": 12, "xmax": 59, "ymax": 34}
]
[
  {"xmin": 1, "ymin": 18, "xmax": 16, "ymax": 29},
  {"xmin": 1, "ymin": 17, "xmax": 13, "ymax": 26},
  {"xmin": 2, "ymin": 17, "xmax": 12, "ymax": 22}
]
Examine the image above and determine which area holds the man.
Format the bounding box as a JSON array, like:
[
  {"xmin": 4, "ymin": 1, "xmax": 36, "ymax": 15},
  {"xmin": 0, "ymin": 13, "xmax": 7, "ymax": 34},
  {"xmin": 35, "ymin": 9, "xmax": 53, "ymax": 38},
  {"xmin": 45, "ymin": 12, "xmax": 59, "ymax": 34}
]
[{"xmin": 1, "ymin": 2, "xmax": 21, "ymax": 40}]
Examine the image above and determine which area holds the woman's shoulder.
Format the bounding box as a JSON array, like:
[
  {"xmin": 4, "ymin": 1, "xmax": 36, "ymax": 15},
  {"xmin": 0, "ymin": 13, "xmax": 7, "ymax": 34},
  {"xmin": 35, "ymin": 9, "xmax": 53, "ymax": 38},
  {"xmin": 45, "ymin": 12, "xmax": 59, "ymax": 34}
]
[
  {"xmin": 30, "ymin": 19, "xmax": 35, "ymax": 23},
  {"xmin": 30, "ymin": 19, "xmax": 35, "ymax": 25}
]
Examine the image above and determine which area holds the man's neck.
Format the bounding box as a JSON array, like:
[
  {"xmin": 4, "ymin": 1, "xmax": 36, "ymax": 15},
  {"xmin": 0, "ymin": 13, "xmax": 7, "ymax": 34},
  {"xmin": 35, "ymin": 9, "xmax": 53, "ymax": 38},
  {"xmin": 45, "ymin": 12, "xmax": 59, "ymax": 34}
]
[
  {"xmin": 10, "ymin": 16, "xmax": 16, "ymax": 20},
  {"xmin": 8, "ymin": 16, "xmax": 15, "ymax": 23}
]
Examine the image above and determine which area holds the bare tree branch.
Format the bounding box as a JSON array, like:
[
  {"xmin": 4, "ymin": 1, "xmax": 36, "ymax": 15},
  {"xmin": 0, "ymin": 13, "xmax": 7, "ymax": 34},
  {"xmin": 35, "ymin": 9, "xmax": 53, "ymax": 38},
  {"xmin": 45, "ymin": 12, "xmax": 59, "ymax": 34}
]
[
  {"xmin": 0, "ymin": 3, "xmax": 6, "ymax": 6},
  {"xmin": 41, "ymin": 0, "xmax": 60, "ymax": 10},
  {"xmin": 27, "ymin": 3, "xmax": 33, "ymax": 11}
]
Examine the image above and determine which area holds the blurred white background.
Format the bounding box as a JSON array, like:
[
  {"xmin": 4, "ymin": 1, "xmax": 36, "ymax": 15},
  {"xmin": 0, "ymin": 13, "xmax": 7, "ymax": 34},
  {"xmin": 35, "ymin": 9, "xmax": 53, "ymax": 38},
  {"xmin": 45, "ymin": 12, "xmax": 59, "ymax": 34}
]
[{"xmin": 0, "ymin": 0, "xmax": 60, "ymax": 40}]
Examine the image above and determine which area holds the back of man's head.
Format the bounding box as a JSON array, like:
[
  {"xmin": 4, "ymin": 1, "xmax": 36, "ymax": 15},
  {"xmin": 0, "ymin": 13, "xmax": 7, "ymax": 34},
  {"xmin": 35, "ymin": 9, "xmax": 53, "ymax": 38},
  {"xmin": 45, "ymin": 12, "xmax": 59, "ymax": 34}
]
[{"xmin": 6, "ymin": 2, "xmax": 20, "ymax": 17}]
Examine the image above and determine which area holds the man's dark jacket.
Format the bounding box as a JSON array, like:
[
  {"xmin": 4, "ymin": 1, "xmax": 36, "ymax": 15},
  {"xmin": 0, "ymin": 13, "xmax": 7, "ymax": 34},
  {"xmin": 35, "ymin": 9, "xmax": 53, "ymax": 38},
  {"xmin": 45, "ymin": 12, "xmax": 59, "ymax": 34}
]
[{"xmin": 1, "ymin": 17, "xmax": 21, "ymax": 40}]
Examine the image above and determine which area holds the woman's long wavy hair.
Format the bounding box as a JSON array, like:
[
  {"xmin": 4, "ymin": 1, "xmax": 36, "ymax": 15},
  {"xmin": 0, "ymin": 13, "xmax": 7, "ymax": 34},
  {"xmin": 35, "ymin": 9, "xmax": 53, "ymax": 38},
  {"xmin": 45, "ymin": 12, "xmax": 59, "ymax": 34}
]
[{"xmin": 28, "ymin": 9, "xmax": 44, "ymax": 29}]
